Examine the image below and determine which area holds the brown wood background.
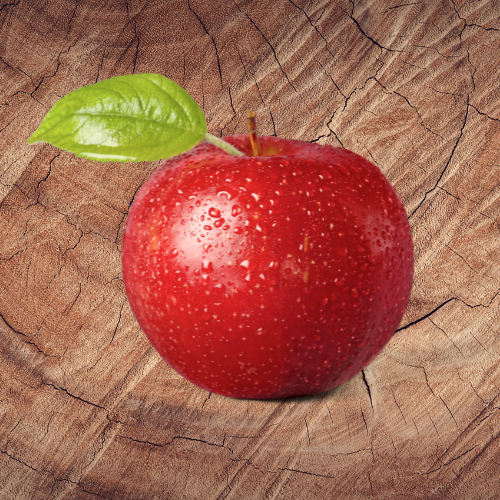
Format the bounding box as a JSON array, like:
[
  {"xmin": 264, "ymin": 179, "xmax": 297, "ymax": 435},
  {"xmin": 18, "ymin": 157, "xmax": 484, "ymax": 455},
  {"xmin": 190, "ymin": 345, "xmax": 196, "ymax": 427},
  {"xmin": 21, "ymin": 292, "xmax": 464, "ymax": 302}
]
[{"xmin": 1, "ymin": 0, "xmax": 500, "ymax": 498}]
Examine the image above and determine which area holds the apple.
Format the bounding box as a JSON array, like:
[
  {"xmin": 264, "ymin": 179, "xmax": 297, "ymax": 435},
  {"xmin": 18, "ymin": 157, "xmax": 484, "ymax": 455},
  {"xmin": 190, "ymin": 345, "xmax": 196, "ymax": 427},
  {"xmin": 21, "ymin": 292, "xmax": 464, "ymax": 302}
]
[
  {"xmin": 121, "ymin": 135, "xmax": 413, "ymax": 399},
  {"xmin": 27, "ymin": 74, "xmax": 413, "ymax": 400}
]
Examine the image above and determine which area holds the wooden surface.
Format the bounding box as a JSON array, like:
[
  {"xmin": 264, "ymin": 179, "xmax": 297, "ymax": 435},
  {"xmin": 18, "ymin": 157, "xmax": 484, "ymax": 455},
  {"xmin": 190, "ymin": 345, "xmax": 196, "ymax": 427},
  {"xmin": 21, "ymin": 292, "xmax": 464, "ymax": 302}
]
[{"xmin": 1, "ymin": 0, "xmax": 500, "ymax": 498}]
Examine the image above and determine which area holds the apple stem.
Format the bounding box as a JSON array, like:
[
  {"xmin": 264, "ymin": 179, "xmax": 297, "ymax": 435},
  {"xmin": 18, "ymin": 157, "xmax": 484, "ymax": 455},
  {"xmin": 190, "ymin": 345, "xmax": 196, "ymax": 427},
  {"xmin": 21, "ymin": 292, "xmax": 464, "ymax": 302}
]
[
  {"xmin": 246, "ymin": 110, "xmax": 261, "ymax": 156},
  {"xmin": 204, "ymin": 132, "xmax": 244, "ymax": 156}
]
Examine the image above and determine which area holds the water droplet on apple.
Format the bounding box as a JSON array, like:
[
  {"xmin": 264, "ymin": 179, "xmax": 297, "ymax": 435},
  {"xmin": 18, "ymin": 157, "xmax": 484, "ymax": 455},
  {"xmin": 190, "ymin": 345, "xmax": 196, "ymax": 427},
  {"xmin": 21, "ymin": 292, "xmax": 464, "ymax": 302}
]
[
  {"xmin": 204, "ymin": 225, "xmax": 212, "ymax": 231},
  {"xmin": 209, "ymin": 207, "xmax": 221, "ymax": 218},
  {"xmin": 203, "ymin": 244, "xmax": 213, "ymax": 253},
  {"xmin": 217, "ymin": 186, "xmax": 239, "ymax": 200},
  {"xmin": 202, "ymin": 260, "xmax": 214, "ymax": 273},
  {"xmin": 234, "ymin": 227, "xmax": 244, "ymax": 235},
  {"xmin": 171, "ymin": 249, "xmax": 179, "ymax": 257},
  {"xmin": 231, "ymin": 205, "xmax": 242, "ymax": 217},
  {"xmin": 213, "ymin": 218, "xmax": 225, "ymax": 228}
]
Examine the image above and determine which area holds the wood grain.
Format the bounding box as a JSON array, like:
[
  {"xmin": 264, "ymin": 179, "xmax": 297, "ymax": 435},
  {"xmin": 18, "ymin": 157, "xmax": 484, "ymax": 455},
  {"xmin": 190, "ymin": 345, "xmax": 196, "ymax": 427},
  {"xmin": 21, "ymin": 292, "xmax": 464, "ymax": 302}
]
[{"xmin": 1, "ymin": 0, "xmax": 500, "ymax": 498}]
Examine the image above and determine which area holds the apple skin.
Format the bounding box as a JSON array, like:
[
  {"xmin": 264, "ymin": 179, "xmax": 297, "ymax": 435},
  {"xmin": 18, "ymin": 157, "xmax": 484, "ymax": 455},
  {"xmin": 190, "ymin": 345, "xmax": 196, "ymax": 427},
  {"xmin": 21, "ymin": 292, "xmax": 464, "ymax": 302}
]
[{"xmin": 121, "ymin": 135, "xmax": 413, "ymax": 399}]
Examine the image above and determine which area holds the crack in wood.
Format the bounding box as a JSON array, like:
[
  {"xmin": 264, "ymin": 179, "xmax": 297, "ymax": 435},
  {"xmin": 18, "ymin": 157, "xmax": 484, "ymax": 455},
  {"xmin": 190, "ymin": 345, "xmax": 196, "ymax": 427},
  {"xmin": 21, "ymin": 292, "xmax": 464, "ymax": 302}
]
[
  {"xmin": 382, "ymin": 3, "xmax": 419, "ymax": 13},
  {"xmin": 391, "ymin": 359, "xmax": 462, "ymax": 430},
  {"xmin": 0, "ymin": 448, "xmax": 42, "ymax": 473},
  {"xmin": 348, "ymin": 0, "xmax": 403, "ymax": 53},
  {"xmin": 285, "ymin": 0, "xmax": 346, "ymax": 97},
  {"xmin": 426, "ymin": 444, "xmax": 479, "ymax": 474},
  {"xmin": 409, "ymin": 97, "xmax": 470, "ymax": 218},
  {"xmin": 41, "ymin": 381, "xmax": 107, "ymax": 411},
  {"xmin": 397, "ymin": 297, "xmax": 454, "ymax": 331},
  {"xmin": 187, "ymin": 0, "xmax": 223, "ymax": 88},
  {"xmin": 233, "ymin": 1, "xmax": 297, "ymax": 93},
  {"xmin": 375, "ymin": 79, "xmax": 445, "ymax": 140},
  {"xmin": 451, "ymin": 0, "xmax": 500, "ymax": 34},
  {"xmin": 361, "ymin": 369, "xmax": 374, "ymax": 410},
  {"xmin": 428, "ymin": 317, "xmax": 465, "ymax": 358}
]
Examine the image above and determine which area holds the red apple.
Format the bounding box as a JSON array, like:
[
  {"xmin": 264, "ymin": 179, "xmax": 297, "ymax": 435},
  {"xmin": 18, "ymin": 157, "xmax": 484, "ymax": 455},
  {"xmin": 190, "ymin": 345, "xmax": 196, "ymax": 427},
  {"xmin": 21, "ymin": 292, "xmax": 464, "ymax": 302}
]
[{"xmin": 121, "ymin": 135, "xmax": 413, "ymax": 399}]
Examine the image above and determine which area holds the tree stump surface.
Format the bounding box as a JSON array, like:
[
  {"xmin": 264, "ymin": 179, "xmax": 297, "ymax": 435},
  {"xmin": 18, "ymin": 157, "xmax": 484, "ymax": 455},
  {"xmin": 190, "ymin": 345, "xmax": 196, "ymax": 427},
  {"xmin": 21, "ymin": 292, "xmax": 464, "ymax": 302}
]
[{"xmin": 1, "ymin": 0, "xmax": 500, "ymax": 498}]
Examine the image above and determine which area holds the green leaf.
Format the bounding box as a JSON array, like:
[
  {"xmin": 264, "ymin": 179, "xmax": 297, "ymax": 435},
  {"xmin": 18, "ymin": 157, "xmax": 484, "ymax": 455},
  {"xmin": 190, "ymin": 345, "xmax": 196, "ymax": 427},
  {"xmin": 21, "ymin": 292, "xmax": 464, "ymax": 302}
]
[{"xmin": 27, "ymin": 74, "xmax": 207, "ymax": 163}]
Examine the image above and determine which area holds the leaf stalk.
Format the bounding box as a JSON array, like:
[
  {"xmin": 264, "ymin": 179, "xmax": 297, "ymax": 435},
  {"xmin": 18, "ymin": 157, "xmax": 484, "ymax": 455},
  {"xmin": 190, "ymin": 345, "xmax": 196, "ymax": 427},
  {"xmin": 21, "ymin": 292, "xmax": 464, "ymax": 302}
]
[{"xmin": 204, "ymin": 133, "xmax": 244, "ymax": 156}]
